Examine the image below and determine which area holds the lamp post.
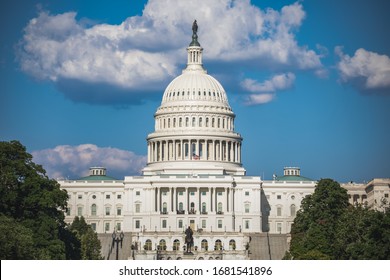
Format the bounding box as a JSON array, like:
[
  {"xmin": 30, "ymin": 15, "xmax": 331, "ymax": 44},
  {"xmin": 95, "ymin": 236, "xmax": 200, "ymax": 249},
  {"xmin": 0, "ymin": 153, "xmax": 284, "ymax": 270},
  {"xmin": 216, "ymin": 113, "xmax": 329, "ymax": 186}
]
[{"xmin": 112, "ymin": 230, "xmax": 124, "ymax": 260}]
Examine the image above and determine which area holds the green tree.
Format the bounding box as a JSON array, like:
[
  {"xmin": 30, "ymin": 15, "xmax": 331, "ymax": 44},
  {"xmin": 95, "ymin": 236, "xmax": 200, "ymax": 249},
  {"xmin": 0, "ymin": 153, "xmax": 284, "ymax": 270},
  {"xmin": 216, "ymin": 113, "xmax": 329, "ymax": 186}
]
[
  {"xmin": 0, "ymin": 140, "xmax": 71, "ymax": 259},
  {"xmin": 335, "ymin": 206, "xmax": 390, "ymax": 259},
  {"xmin": 70, "ymin": 216, "xmax": 103, "ymax": 260},
  {"xmin": 287, "ymin": 178, "xmax": 390, "ymax": 260},
  {"xmin": 0, "ymin": 214, "xmax": 35, "ymax": 259},
  {"xmin": 81, "ymin": 227, "xmax": 103, "ymax": 260},
  {"xmin": 287, "ymin": 178, "xmax": 349, "ymax": 259}
]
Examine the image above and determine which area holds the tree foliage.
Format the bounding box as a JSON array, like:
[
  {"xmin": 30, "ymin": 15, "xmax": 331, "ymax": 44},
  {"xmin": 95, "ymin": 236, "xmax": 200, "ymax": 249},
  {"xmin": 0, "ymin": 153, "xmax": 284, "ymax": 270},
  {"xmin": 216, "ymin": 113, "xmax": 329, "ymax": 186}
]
[
  {"xmin": 0, "ymin": 140, "xmax": 73, "ymax": 259},
  {"xmin": 70, "ymin": 216, "xmax": 103, "ymax": 260},
  {"xmin": 287, "ymin": 178, "xmax": 390, "ymax": 260}
]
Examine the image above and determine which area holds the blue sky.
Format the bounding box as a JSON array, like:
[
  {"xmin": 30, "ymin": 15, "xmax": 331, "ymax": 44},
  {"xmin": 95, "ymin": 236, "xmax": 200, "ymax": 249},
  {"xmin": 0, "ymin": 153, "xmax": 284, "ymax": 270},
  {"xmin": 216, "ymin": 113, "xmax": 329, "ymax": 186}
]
[{"xmin": 1, "ymin": 0, "xmax": 389, "ymax": 182}]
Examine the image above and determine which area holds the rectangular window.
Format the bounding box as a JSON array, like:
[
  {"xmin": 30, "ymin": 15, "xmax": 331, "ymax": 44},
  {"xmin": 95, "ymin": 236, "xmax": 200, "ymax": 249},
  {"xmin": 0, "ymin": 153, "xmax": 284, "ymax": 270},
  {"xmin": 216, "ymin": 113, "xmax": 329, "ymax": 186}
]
[
  {"xmin": 78, "ymin": 194, "xmax": 82, "ymax": 199},
  {"xmin": 135, "ymin": 220, "xmax": 140, "ymax": 229},
  {"xmin": 277, "ymin": 195, "xmax": 281, "ymax": 199},
  {"xmin": 105, "ymin": 207, "xmax": 111, "ymax": 216},
  {"xmin": 77, "ymin": 207, "xmax": 83, "ymax": 216},
  {"xmin": 135, "ymin": 204, "xmax": 141, "ymax": 213},
  {"xmin": 136, "ymin": 191, "xmax": 140, "ymax": 196},
  {"xmin": 218, "ymin": 220, "xmax": 223, "ymax": 229},
  {"xmin": 190, "ymin": 192, "xmax": 195, "ymax": 196},
  {"xmin": 217, "ymin": 192, "xmax": 223, "ymax": 196},
  {"xmin": 202, "ymin": 220, "xmax": 206, "ymax": 229},
  {"xmin": 245, "ymin": 191, "xmax": 250, "ymax": 196},
  {"xmin": 245, "ymin": 220, "xmax": 250, "ymax": 229},
  {"xmin": 277, "ymin": 223, "xmax": 282, "ymax": 233},
  {"xmin": 66, "ymin": 207, "xmax": 71, "ymax": 216},
  {"xmin": 385, "ymin": 194, "xmax": 389, "ymax": 198},
  {"xmin": 117, "ymin": 194, "xmax": 122, "ymax": 199},
  {"xmin": 178, "ymin": 191, "xmax": 183, "ymax": 196},
  {"xmin": 106, "ymin": 194, "xmax": 111, "ymax": 199},
  {"xmin": 91, "ymin": 223, "xmax": 96, "ymax": 231},
  {"xmin": 277, "ymin": 207, "xmax": 282, "ymax": 216},
  {"xmin": 116, "ymin": 223, "xmax": 121, "ymax": 231},
  {"xmin": 117, "ymin": 208, "xmax": 122, "ymax": 216},
  {"xmin": 178, "ymin": 220, "xmax": 183, "ymax": 228},
  {"xmin": 105, "ymin": 223, "xmax": 110, "ymax": 232},
  {"xmin": 162, "ymin": 220, "xmax": 167, "ymax": 228},
  {"xmin": 245, "ymin": 204, "xmax": 250, "ymax": 213},
  {"xmin": 162, "ymin": 191, "xmax": 167, "ymax": 196},
  {"xmin": 202, "ymin": 191, "xmax": 207, "ymax": 196}
]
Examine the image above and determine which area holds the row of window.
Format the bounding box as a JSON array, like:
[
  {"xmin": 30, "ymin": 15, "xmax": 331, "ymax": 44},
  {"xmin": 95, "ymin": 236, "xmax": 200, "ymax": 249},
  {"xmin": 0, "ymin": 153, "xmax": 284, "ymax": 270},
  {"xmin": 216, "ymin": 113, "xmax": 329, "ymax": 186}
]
[
  {"xmin": 144, "ymin": 238, "xmax": 236, "ymax": 251},
  {"xmin": 165, "ymin": 89, "xmax": 224, "ymax": 100},
  {"xmin": 89, "ymin": 222, "xmax": 122, "ymax": 232},
  {"xmin": 73, "ymin": 194, "xmax": 122, "ymax": 200},
  {"xmin": 134, "ymin": 202, "xmax": 251, "ymax": 213},
  {"xmin": 68, "ymin": 205, "xmax": 122, "ymax": 217},
  {"xmin": 156, "ymin": 116, "xmax": 233, "ymax": 130},
  {"xmin": 266, "ymin": 194, "xmax": 296, "ymax": 200},
  {"xmin": 134, "ymin": 219, "xmax": 251, "ymax": 231}
]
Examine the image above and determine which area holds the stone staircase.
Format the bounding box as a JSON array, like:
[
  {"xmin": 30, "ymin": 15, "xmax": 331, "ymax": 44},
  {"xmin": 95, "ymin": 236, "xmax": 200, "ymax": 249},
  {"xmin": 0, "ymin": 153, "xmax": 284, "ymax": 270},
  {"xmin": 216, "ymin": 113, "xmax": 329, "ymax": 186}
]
[
  {"xmin": 98, "ymin": 233, "xmax": 133, "ymax": 260},
  {"xmin": 248, "ymin": 233, "xmax": 289, "ymax": 260}
]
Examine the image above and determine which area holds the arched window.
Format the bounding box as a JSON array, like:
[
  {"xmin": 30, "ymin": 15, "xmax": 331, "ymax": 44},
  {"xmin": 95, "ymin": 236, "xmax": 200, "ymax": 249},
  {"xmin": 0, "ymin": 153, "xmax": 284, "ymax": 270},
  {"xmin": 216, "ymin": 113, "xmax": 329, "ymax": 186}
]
[
  {"xmin": 199, "ymin": 117, "xmax": 202, "ymax": 127},
  {"xmin": 245, "ymin": 203, "xmax": 250, "ymax": 213},
  {"xmin": 201, "ymin": 239, "xmax": 208, "ymax": 251},
  {"xmin": 91, "ymin": 204, "xmax": 97, "ymax": 216},
  {"xmin": 206, "ymin": 118, "xmax": 209, "ymax": 127},
  {"xmin": 159, "ymin": 239, "xmax": 166, "ymax": 250},
  {"xmin": 163, "ymin": 119, "xmax": 166, "ymax": 128},
  {"xmin": 215, "ymin": 239, "xmax": 222, "ymax": 250},
  {"xmin": 173, "ymin": 239, "xmax": 180, "ymax": 251},
  {"xmin": 186, "ymin": 117, "xmax": 189, "ymax": 127},
  {"xmin": 192, "ymin": 117, "xmax": 195, "ymax": 127},
  {"xmin": 218, "ymin": 118, "xmax": 220, "ymax": 128},
  {"xmin": 190, "ymin": 202, "xmax": 195, "ymax": 212},
  {"xmin": 202, "ymin": 202, "xmax": 207, "ymax": 213},
  {"xmin": 173, "ymin": 118, "xmax": 176, "ymax": 127},
  {"xmin": 179, "ymin": 118, "xmax": 182, "ymax": 127},
  {"xmin": 229, "ymin": 239, "xmax": 236, "ymax": 250},
  {"xmin": 212, "ymin": 118, "xmax": 215, "ymax": 128},
  {"xmin": 145, "ymin": 239, "xmax": 152, "ymax": 250},
  {"xmin": 290, "ymin": 204, "xmax": 296, "ymax": 217},
  {"xmin": 168, "ymin": 118, "xmax": 170, "ymax": 128}
]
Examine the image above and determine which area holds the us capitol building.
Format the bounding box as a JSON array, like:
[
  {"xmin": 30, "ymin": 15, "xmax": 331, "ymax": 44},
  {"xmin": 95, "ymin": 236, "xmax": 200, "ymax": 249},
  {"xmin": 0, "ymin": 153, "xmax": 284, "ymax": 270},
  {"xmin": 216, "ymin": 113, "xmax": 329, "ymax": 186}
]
[{"xmin": 59, "ymin": 22, "xmax": 390, "ymax": 260}]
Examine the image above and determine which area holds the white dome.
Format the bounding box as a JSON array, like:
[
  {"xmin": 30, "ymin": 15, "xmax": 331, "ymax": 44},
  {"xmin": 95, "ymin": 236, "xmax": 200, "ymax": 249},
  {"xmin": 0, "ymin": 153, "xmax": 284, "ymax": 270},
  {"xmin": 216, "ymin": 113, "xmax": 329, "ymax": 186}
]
[
  {"xmin": 161, "ymin": 71, "xmax": 230, "ymax": 107},
  {"xmin": 143, "ymin": 23, "xmax": 245, "ymax": 176}
]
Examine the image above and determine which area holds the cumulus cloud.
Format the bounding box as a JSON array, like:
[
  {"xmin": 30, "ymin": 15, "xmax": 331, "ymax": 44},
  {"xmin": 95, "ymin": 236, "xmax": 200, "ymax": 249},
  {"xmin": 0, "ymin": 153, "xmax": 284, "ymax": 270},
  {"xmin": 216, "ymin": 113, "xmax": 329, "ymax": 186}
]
[
  {"xmin": 32, "ymin": 144, "xmax": 147, "ymax": 179},
  {"xmin": 17, "ymin": 0, "xmax": 323, "ymax": 105},
  {"xmin": 244, "ymin": 93, "xmax": 275, "ymax": 105},
  {"xmin": 336, "ymin": 47, "xmax": 390, "ymax": 91},
  {"xmin": 241, "ymin": 72, "xmax": 295, "ymax": 105}
]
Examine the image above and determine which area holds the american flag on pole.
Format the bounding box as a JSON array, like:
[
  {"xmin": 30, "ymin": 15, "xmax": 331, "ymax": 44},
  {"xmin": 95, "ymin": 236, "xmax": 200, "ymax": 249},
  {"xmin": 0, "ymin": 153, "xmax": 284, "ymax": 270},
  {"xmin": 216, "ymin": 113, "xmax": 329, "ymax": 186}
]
[{"xmin": 192, "ymin": 153, "xmax": 200, "ymax": 160}]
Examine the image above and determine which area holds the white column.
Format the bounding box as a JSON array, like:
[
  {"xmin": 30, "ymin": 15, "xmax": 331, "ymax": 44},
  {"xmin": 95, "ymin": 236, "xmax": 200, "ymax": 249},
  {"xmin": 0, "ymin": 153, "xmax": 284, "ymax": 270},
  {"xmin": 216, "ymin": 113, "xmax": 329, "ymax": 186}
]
[
  {"xmin": 219, "ymin": 141, "xmax": 222, "ymax": 161},
  {"xmin": 226, "ymin": 187, "xmax": 229, "ymax": 212},
  {"xmin": 157, "ymin": 187, "xmax": 160, "ymax": 213},
  {"xmin": 173, "ymin": 140, "xmax": 176, "ymax": 161}
]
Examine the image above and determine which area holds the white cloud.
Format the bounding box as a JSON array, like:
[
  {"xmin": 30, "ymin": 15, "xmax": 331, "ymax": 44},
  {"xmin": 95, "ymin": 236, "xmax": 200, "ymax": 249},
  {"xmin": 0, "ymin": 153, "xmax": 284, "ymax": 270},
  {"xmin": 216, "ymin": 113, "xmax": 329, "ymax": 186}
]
[
  {"xmin": 241, "ymin": 72, "xmax": 295, "ymax": 92},
  {"xmin": 17, "ymin": 0, "xmax": 323, "ymax": 104},
  {"xmin": 32, "ymin": 144, "xmax": 147, "ymax": 179},
  {"xmin": 244, "ymin": 93, "xmax": 275, "ymax": 105},
  {"xmin": 241, "ymin": 72, "xmax": 295, "ymax": 105},
  {"xmin": 336, "ymin": 47, "xmax": 390, "ymax": 90}
]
